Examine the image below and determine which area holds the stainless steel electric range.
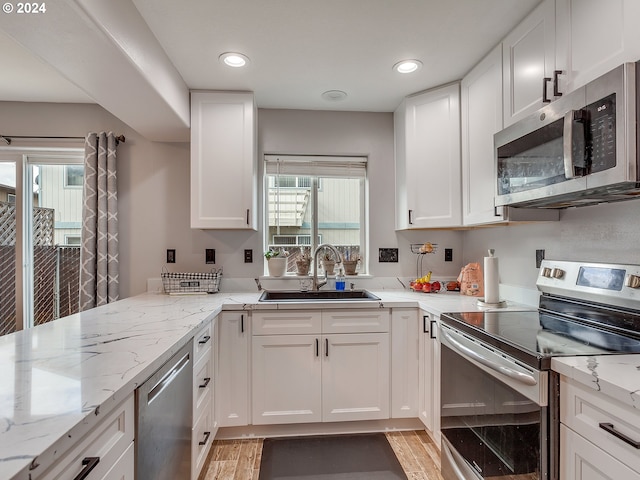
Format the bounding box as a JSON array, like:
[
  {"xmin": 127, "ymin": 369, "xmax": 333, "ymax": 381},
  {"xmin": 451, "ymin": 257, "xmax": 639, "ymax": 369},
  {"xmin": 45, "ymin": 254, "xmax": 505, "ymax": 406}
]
[{"xmin": 439, "ymin": 260, "xmax": 640, "ymax": 480}]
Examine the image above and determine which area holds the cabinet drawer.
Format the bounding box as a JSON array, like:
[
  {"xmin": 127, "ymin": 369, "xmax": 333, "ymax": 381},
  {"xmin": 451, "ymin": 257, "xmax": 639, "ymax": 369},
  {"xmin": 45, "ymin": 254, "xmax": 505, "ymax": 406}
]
[
  {"xmin": 322, "ymin": 309, "xmax": 390, "ymax": 333},
  {"xmin": 253, "ymin": 310, "xmax": 322, "ymax": 335},
  {"xmin": 561, "ymin": 424, "xmax": 640, "ymax": 480},
  {"xmin": 41, "ymin": 395, "xmax": 135, "ymax": 480},
  {"xmin": 192, "ymin": 398, "xmax": 214, "ymax": 480},
  {"xmin": 193, "ymin": 352, "xmax": 213, "ymax": 422},
  {"xmin": 194, "ymin": 321, "xmax": 213, "ymax": 361},
  {"xmin": 561, "ymin": 377, "xmax": 640, "ymax": 473}
]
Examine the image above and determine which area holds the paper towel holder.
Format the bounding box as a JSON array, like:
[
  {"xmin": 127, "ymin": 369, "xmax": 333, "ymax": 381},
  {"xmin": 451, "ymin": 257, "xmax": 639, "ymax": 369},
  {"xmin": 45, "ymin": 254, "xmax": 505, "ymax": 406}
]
[{"xmin": 477, "ymin": 248, "xmax": 507, "ymax": 308}]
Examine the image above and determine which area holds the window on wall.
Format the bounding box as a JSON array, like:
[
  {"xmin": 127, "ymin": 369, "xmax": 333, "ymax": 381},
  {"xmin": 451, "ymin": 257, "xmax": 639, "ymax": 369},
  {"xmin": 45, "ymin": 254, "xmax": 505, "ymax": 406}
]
[
  {"xmin": 64, "ymin": 164, "xmax": 83, "ymax": 187},
  {"xmin": 0, "ymin": 150, "xmax": 84, "ymax": 336},
  {"xmin": 264, "ymin": 155, "xmax": 367, "ymax": 275}
]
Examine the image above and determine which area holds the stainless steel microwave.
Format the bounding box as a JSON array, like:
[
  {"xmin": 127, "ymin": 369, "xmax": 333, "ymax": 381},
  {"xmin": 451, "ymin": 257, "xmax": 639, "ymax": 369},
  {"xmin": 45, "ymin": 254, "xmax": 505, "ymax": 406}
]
[{"xmin": 494, "ymin": 62, "xmax": 640, "ymax": 208}]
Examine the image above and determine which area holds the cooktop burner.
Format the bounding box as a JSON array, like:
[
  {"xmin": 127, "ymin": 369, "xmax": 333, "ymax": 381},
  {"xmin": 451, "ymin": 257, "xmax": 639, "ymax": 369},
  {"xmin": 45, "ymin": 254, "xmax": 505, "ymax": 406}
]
[{"xmin": 440, "ymin": 309, "xmax": 640, "ymax": 369}]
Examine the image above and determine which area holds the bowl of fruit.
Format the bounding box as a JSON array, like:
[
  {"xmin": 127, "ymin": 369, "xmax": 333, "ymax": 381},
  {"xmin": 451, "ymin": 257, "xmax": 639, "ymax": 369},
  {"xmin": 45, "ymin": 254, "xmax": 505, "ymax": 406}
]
[{"xmin": 410, "ymin": 273, "xmax": 442, "ymax": 293}]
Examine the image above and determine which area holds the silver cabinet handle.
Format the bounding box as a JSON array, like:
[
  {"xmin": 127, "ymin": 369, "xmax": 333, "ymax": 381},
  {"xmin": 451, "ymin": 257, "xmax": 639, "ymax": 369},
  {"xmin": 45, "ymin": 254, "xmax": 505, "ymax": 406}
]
[
  {"xmin": 442, "ymin": 329, "xmax": 536, "ymax": 386},
  {"xmin": 74, "ymin": 457, "xmax": 100, "ymax": 480},
  {"xmin": 599, "ymin": 422, "xmax": 640, "ymax": 449},
  {"xmin": 198, "ymin": 335, "xmax": 210, "ymax": 345},
  {"xmin": 199, "ymin": 377, "xmax": 211, "ymax": 389}
]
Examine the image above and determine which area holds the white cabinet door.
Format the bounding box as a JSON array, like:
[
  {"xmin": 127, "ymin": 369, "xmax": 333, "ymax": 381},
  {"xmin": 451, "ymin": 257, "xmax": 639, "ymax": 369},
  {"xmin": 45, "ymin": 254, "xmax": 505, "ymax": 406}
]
[
  {"xmin": 391, "ymin": 308, "xmax": 419, "ymax": 418},
  {"xmin": 216, "ymin": 311, "xmax": 250, "ymax": 427},
  {"xmin": 190, "ymin": 91, "xmax": 257, "ymax": 229},
  {"xmin": 462, "ymin": 45, "xmax": 504, "ymax": 226},
  {"xmin": 418, "ymin": 311, "xmax": 440, "ymax": 443},
  {"xmin": 555, "ymin": 0, "xmax": 640, "ymax": 94},
  {"xmin": 103, "ymin": 442, "xmax": 134, "ymax": 480},
  {"xmin": 503, "ymin": 0, "xmax": 557, "ymax": 126},
  {"xmin": 252, "ymin": 335, "xmax": 322, "ymax": 425},
  {"xmin": 395, "ymin": 83, "xmax": 462, "ymax": 229},
  {"xmin": 322, "ymin": 333, "xmax": 390, "ymax": 422},
  {"xmin": 561, "ymin": 425, "xmax": 640, "ymax": 480}
]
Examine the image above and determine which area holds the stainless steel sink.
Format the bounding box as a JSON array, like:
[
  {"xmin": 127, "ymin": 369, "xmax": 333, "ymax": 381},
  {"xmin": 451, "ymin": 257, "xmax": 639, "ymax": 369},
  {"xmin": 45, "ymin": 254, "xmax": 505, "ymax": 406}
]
[{"xmin": 258, "ymin": 289, "xmax": 381, "ymax": 302}]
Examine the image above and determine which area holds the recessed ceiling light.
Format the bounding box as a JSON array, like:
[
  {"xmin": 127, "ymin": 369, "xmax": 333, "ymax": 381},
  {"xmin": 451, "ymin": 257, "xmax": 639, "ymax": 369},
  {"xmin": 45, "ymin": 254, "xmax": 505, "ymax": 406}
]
[
  {"xmin": 393, "ymin": 59, "xmax": 423, "ymax": 74},
  {"xmin": 219, "ymin": 52, "xmax": 250, "ymax": 68},
  {"xmin": 321, "ymin": 90, "xmax": 348, "ymax": 102}
]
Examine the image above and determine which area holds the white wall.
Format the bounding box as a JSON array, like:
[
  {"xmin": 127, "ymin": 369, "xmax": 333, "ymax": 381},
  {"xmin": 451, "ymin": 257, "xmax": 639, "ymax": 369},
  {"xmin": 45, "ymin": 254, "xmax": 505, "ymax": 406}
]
[
  {"xmin": 462, "ymin": 199, "xmax": 640, "ymax": 290},
  {"xmin": 258, "ymin": 109, "xmax": 464, "ymax": 283},
  {"xmin": 0, "ymin": 102, "xmax": 464, "ymax": 299}
]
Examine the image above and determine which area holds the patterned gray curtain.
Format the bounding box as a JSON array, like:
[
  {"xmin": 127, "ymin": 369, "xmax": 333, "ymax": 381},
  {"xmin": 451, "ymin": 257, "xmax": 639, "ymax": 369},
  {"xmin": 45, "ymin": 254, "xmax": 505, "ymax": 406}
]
[{"xmin": 80, "ymin": 132, "xmax": 119, "ymax": 310}]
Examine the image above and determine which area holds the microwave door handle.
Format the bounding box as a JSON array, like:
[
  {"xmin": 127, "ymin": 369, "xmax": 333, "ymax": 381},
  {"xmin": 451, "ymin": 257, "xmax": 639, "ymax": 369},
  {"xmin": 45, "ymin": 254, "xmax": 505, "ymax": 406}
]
[{"xmin": 564, "ymin": 111, "xmax": 578, "ymax": 178}]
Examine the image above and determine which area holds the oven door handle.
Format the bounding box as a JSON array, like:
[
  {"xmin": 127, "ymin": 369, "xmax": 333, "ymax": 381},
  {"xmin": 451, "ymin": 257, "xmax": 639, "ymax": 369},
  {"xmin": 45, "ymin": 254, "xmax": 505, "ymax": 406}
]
[{"xmin": 442, "ymin": 329, "xmax": 537, "ymax": 386}]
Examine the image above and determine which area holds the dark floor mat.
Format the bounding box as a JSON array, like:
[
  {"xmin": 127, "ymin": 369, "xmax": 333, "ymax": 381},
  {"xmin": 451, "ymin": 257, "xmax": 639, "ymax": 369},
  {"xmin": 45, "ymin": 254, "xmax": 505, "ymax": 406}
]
[{"xmin": 258, "ymin": 433, "xmax": 407, "ymax": 480}]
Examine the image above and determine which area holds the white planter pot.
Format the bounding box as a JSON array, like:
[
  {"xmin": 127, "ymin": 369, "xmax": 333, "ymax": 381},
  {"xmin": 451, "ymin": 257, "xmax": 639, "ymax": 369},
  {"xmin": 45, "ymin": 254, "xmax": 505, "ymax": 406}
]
[{"xmin": 267, "ymin": 257, "xmax": 287, "ymax": 277}]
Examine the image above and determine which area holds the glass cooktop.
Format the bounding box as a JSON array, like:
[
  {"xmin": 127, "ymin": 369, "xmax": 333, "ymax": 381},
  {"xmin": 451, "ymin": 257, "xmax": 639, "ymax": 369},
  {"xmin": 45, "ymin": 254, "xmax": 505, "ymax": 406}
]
[{"xmin": 440, "ymin": 309, "xmax": 640, "ymax": 369}]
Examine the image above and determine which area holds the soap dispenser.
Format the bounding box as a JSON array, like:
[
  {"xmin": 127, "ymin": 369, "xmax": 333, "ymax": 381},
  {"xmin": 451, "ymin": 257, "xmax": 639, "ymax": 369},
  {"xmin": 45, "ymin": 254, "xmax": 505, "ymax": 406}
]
[{"xmin": 335, "ymin": 267, "xmax": 346, "ymax": 291}]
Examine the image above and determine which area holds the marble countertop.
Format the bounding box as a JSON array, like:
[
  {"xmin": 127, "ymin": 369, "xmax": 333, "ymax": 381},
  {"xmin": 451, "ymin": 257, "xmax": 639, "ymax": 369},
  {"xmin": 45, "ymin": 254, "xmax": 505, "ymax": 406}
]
[
  {"xmin": 552, "ymin": 355, "xmax": 640, "ymax": 410},
  {"xmin": 0, "ymin": 288, "xmax": 523, "ymax": 479}
]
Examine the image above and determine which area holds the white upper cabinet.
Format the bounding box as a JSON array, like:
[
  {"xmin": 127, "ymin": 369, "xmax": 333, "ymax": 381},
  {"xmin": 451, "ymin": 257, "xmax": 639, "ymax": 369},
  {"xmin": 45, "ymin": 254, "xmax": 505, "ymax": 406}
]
[
  {"xmin": 461, "ymin": 45, "xmax": 504, "ymax": 225},
  {"xmin": 555, "ymin": 0, "xmax": 640, "ymax": 94},
  {"xmin": 394, "ymin": 83, "xmax": 462, "ymax": 229},
  {"xmin": 503, "ymin": 0, "xmax": 557, "ymax": 126},
  {"xmin": 190, "ymin": 91, "xmax": 257, "ymax": 229},
  {"xmin": 461, "ymin": 46, "xmax": 559, "ymax": 225}
]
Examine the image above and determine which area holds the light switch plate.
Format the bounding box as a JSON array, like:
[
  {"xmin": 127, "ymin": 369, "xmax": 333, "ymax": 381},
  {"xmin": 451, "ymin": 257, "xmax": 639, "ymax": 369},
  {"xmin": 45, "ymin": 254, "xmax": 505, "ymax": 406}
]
[
  {"xmin": 166, "ymin": 249, "xmax": 176, "ymax": 263},
  {"xmin": 206, "ymin": 249, "xmax": 215, "ymax": 264}
]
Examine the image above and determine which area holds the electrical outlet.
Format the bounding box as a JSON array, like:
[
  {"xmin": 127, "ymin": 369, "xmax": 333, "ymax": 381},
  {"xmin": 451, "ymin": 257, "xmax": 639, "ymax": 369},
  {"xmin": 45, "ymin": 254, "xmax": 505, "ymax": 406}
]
[
  {"xmin": 244, "ymin": 249, "xmax": 253, "ymax": 263},
  {"xmin": 166, "ymin": 249, "xmax": 176, "ymax": 263},
  {"xmin": 445, "ymin": 248, "xmax": 453, "ymax": 262},
  {"xmin": 536, "ymin": 249, "xmax": 545, "ymax": 268},
  {"xmin": 205, "ymin": 249, "xmax": 215, "ymax": 264}
]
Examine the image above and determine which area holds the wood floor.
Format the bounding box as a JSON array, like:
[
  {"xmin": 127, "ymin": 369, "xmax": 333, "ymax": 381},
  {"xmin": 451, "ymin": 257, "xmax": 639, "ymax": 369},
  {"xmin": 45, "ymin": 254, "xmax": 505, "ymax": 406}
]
[{"xmin": 199, "ymin": 430, "xmax": 443, "ymax": 480}]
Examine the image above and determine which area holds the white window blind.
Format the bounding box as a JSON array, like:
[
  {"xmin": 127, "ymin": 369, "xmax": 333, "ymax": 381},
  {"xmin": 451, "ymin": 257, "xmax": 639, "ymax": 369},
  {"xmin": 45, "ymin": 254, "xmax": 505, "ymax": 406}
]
[{"xmin": 264, "ymin": 155, "xmax": 367, "ymax": 178}]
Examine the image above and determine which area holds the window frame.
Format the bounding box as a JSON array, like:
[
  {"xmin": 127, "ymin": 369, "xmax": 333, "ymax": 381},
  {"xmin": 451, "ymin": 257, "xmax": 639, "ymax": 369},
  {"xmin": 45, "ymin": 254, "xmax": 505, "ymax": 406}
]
[
  {"xmin": 0, "ymin": 147, "xmax": 83, "ymax": 333},
  {"xmin": 263, "ymin": 154, "xmax": 368, "ymax": 276}
]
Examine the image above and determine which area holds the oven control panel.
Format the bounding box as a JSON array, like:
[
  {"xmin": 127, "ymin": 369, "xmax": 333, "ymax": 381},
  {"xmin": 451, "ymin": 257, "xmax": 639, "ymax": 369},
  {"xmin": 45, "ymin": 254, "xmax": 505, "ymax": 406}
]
[{"xmin": 537, "ymin": 260, "xmax": 640, "ymax": 309}]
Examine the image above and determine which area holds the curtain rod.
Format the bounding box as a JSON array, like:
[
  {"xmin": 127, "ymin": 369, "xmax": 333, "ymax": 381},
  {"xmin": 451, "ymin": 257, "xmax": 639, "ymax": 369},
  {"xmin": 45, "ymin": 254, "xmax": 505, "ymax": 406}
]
[{"xmin": 0, "ymin": 134, "xmax": 126, "ymax": 146}]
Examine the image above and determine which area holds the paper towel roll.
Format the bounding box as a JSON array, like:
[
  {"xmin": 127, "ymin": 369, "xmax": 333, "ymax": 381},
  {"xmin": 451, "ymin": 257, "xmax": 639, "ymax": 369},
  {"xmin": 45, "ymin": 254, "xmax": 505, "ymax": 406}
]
[{"xmin": 484, "ymin": 249, "xmax": 500, "ymax": 304}]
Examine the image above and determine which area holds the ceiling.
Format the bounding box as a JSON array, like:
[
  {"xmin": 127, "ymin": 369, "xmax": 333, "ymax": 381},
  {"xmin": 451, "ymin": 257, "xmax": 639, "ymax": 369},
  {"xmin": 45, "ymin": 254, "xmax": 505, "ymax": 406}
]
[{"xmin": 0, "ymin": 0, "xmax": 541, "ymax": 140}]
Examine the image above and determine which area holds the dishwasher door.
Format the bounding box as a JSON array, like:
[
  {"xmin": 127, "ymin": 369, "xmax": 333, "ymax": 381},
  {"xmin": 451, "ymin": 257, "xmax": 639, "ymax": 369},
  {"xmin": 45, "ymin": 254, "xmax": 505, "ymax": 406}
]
[{"xmin": 136, "ymin": 339, "xmax": 193, "ymax": 480}]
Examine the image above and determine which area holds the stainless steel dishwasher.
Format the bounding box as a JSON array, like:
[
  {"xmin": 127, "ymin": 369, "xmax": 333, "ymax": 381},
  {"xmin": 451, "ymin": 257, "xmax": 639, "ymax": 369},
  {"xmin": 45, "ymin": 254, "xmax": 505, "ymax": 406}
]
[{"xmin": 136, "ymin": 339, "xmax": 193, "ymax": 480}]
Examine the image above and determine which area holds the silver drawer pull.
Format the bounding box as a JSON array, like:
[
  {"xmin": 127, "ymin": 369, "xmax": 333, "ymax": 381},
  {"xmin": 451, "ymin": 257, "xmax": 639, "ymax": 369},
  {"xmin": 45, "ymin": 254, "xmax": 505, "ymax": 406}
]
[
  {"xmin": 599, "ymin": 422, "xmax": 640, "ymax": 449},
  {"xmin": 198, "ymin": 335, "xmax": 211, "ymax": 345}
]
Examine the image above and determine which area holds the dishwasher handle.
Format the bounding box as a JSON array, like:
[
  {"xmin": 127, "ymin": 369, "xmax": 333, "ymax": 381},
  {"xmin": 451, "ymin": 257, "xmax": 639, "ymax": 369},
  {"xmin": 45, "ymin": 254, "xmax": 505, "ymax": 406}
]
[
  {"xmin": 442, "ymin": 328, "xmax": 537, "ymax": 386},
  {"xmin": 147, "ymin": 351, "xmax": 190, "ymax": 404}
]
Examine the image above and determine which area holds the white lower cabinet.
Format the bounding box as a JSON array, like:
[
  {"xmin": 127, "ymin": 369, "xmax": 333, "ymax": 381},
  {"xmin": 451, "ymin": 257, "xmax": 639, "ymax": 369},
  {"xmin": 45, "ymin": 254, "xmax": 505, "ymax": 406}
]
[
  {"xmin": 191, "ymin": 319, "xmax": 215, "ymax": 480},
  {"xmin": 390, "ymin": 308, "xmax": 419, "ymax": 418},
  {"xmin": 216, "ymin": 311, "xmax": 250, "ymax": 427},
  {"xmin": 252, "ymin": 334, "xmax": 322, "ymax": 424},
  {"xmin": 561, "ymin": 425, "xmax": 640, "ymax": 480},
  {"xmin": 251, "ymin": 309, "xmax": 390, "ymax": 425},
  {"xmin": 418, "ymin": 311, "xmax": 440, "ymax": 443},
  {"xmin": 41, "ymin": 395, "xmax": 134, "ymax": 480},
  {"xmin": 560, "ymin": 376, "xmax": 640, "ymax": 479}
]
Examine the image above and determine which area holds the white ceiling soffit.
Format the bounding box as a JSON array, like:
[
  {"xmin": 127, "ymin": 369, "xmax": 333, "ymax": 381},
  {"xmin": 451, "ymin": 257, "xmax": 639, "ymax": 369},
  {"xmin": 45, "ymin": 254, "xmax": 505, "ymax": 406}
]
[{"xmin": 0, "ymin": 0, "xmax": 190, "ymax": 142}]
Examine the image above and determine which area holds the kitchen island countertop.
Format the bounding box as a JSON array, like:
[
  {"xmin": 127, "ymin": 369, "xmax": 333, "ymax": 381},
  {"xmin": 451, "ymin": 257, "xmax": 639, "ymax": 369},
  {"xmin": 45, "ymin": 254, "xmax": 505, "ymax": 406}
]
[{"xmin": 0, "ymin": 288, "xmax": 527, "ymax": 479}]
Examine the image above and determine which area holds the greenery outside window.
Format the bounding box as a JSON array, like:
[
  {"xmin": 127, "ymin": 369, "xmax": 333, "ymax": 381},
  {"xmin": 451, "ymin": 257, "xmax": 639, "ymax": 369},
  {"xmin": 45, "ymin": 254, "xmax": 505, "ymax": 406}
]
[{"xmin": 264, "ymin": 155, "xmax": 367, "ymax": 275}]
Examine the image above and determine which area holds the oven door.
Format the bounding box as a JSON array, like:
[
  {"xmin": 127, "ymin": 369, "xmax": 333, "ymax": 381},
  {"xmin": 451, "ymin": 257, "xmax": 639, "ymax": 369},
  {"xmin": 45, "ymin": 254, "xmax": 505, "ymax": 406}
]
[{"xmin": 440, "ymin": 324, "xmax": 549, "ymax": 480}]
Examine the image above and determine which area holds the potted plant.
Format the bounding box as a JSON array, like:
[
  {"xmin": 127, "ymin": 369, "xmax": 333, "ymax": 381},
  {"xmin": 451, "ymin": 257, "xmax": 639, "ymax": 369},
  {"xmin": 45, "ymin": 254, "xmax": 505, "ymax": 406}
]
[
  {"xmin": 342, "ymin": 254, "xmax": 360, "ymax": 275},
  {"xmin": 321, "ymin": 251, "xmax": 337, "ymax": 275},
  {"xmin": 296, "ymin": 247, "xmax": 311, "ymax": 276},
  {"xmin": 265, "ymin": 249, "xmax": 288, "ymax": 277}
]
